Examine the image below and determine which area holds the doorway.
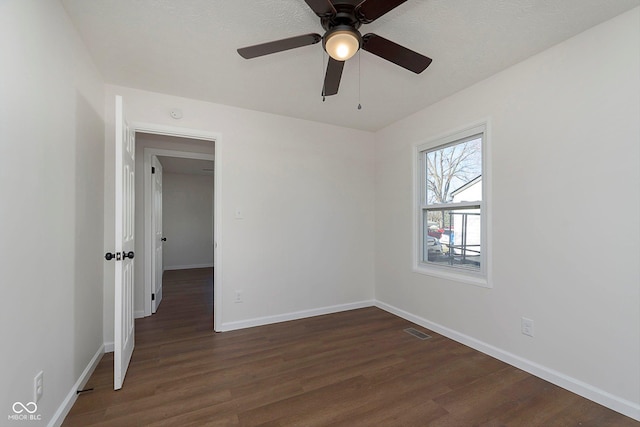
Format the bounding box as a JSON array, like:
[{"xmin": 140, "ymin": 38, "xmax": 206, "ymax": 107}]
[
  {"xmin": 147, "ymin": 152, "xmax": 214, "ymax": 315},
  {"xmin": 132, "ymin": 128, "xmax": 220, "ymax": 331}
]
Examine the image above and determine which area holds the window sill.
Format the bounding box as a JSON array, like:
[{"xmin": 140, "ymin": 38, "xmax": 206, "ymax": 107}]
[{"xmin": 413, "ymin": 263, "xmax": 491, "ymax": 288}]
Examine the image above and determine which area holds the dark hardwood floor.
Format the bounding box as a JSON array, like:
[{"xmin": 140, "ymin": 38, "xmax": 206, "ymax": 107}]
[{"xmin": 63, "ymin": 268, "xmax": 638, "ymax": 426}]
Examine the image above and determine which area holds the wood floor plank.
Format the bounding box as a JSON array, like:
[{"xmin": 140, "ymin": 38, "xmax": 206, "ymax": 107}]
[{"xmin": 62, "ymin": 268, "xmax": 639, "ymax": 426}]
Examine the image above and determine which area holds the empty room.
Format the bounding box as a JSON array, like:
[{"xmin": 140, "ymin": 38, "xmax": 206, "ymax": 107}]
[{"xmin": 1, "ymin": 1, "xmax": 639, "ymax": 426}]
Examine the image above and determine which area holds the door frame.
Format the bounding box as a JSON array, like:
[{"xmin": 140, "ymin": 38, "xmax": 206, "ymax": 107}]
[{"xmin": 134, "ymin": 122, "xmax": 221, "ymax": 331}]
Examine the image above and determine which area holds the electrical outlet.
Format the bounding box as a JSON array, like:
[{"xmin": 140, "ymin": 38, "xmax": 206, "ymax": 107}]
[
  {"xmin": 234, "ymin": 290, "xmax": 243, "ymax": 303},
  {"xmin": 34, "ymin": 371, "xmax": 43, "ymax": 403},
  {"xmin": 521, "ymin": 317, "xmax": 534, "ymax": 337}
]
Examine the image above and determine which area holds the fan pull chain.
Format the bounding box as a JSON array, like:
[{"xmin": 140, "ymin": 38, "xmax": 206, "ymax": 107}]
[
  {"xmin": 357, "ymin": 50, "xmax": 362, "ymax": 110},
  {"xmin": 322, "ymin": 49, "xmax": 326, "ymax": 102}
]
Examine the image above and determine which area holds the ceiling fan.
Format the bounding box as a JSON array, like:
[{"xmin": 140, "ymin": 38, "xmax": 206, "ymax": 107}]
[{"xmin": 237, "ymin": 0, "xmax": 432, "ymax": 97}]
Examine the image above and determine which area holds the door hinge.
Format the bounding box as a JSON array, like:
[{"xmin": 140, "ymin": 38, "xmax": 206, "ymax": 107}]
[
  {"xmin": 151, "ymin": 166, "xmax": 155, "ymax": 174},
  {"xmin": 152, "ymin": 293, "xmax": 155, "ymax": 301}
]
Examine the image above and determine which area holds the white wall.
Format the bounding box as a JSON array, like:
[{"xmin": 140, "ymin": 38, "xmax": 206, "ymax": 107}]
[
  {"xmin": 103, "ymin": 85, "xmax": 375, "ymax": 341},
  {"xmin": 374, "ymin": 7, "xmax": 640, "ymax": 417},
  {"xmin": 132, "ymin": 133, "xmax": 214, "ymax": 317},
  {"xmin": 162, "ymin": 172, "xmax": 214, "ymax": 270},
  {"xmin": 0, "ymin": 1, "xmax": 105, "ymax": 425}
]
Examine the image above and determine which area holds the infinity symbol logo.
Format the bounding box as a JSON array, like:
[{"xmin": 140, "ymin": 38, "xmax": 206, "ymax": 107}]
[{"xmin": 12, "ymin": 401, "xmax": 38, "ymax": 414}]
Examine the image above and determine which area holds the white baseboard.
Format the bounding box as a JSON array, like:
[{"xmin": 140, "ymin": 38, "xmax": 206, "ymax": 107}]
[
  {"xmin": 134, "ymin": 310, "xmax": 145, "ymax": 319},
  {"xmin": 375, "ymin": 300, "xmax": 640, "ymax": 422},
  {"xmin": 104, "ymin": 341, "xmax": 114, "ymax": 353},
  {"xmin": 220, "ymin": 300, "xmax": 375, "ymax": 332},
  {"xmin": 48, "ymin": 344, "xmax": 104, "ymax": 427},
  {"xmin": 164, "ymin": 263, "xmax": 214, "ymax": 271}
]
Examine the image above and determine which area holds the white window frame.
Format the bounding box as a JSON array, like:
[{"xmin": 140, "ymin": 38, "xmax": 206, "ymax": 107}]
[{"xmin": 413, "ymin": 121, "xmax": 491, "ymax": 288}]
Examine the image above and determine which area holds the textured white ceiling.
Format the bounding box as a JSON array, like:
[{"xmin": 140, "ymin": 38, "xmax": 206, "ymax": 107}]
[{"xmin": 62, "ymin": 0, "xmax": 640, "ymax": 131}]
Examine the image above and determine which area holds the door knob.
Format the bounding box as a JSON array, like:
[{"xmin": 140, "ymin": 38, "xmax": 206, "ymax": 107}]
[
  {"xmin": 105, "ymin": 252, "xmax": 115, "ymax": 261},
  {"xmin": 161, "ymin": 237, "xmax": 167, "ymax": 241},
  {"xmin": 122, "ymin": 251, "xmax": 135, "ymax": 259}
]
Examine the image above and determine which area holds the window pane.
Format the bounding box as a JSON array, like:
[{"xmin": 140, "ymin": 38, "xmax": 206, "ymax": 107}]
[
  {"xmin": 423, "ymin": 207, "xmax": 481, "ymax": 272},
  {"xmin": 425, "ymin": 136, "xmax": 482, "ymax": 204}
]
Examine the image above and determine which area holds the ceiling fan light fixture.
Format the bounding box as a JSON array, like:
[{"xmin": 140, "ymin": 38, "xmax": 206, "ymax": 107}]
[
  {"xmin": 237, "ymin": 1, "xmax": 432, "ymax": 97},
  {"xmin": 324, "ymin": 28, "xmax": 361, "ymax": 61}
]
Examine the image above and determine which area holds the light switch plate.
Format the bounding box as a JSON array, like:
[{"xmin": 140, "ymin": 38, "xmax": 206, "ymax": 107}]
[{"xmin": 521, "ymin": 317, "xmax": 534, "ymax": 337}]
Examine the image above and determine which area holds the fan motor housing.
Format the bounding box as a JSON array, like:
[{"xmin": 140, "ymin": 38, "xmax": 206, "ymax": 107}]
[{"xmin": 321, "ymin": 2, "xmax": 362, "ymax": 31}]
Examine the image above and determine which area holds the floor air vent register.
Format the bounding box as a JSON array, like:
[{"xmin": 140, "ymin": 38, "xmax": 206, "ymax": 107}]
[{"xmin": 404, "ymin": 327, "xmax": 432, "ymax": 340}]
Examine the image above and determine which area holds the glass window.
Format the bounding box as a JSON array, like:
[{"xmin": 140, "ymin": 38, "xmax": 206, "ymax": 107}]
[{"xmin": 415, "ymin": 124, "xmax": 487, "ymax": 284}]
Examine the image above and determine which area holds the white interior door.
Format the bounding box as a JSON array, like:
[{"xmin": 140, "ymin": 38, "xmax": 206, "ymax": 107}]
[
  {"xmin": 151, "ymin": 156, "xmax": 163, "ymax": 313},
  {"xmin": 114, "ymin": 95, "xmax": 135, "ymax": 390}
]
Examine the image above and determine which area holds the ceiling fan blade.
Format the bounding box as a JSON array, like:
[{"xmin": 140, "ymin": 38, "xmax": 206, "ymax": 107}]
[
  {"xmin": 355, "ymin": 0, "xmax": 407, "ymax": 24},
  {"xmin": 322, "ymin": 57, "xmax": 345, "ymax": 96},
  {"xmin": 238, "ymin": 33, "xmax": 322, "ymax": 59},
  {"xmin": 362, "ymin": 33, "xmax": 432, "ymax": 74},
  {"xmin": 304, "ymin": 0, "xmax": 336, "ymax": 17}
]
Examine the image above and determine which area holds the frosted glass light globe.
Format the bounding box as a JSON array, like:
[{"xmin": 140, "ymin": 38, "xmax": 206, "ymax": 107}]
[{"xmin": 325, "ymin": 30, "xmax": 360, "ymax": 61}]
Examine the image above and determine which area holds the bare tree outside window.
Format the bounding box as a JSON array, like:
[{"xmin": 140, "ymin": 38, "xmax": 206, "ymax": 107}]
[{"xmin": 426, "ymin": 137, "xmax": 482, "ymax": 205}]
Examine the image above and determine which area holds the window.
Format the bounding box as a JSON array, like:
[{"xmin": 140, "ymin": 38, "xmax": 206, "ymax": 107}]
[{"xmin": 415, "ymin": 123, "xmax": 489, "ymax": 286}]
